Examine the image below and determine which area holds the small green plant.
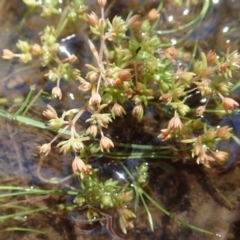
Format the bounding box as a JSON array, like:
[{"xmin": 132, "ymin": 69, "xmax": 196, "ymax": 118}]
[{"xmin": 1, "ymin": 0, "xmax": 240, "ymax": 238}]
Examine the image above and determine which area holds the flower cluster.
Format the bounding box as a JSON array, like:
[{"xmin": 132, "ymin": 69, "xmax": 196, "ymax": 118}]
[{"xmin": 2, "ymin": 0, "xmax": 240, "ymax": 236}]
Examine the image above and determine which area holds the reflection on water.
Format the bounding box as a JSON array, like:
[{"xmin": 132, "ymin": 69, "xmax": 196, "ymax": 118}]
[{"xmin": 1, "ymin": 0, "xmax": 240, "ymax": 239}]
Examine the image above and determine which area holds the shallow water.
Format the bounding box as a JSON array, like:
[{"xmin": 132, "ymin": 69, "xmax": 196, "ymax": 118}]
[{"xmin": 1, "ymin": 0, "xmax": 240, "ymax": 239}]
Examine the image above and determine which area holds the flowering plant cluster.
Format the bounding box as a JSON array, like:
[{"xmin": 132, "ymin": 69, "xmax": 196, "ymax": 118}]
[{"xmin": 2, "ymin": 0, "xmax": 240, "ymax": 236}]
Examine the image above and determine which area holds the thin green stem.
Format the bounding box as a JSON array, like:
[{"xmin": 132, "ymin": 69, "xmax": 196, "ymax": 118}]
[
  {"xmin": 157, "ymin": 0, "xmax": 210, "ymax": 35},
  {"xmin": 0, "ymin": 109, "xmax": 72, "ymax": 135},
  {"xmin": 0, "ymin": 206, "xmax": 49, "ymax": 221},
  {"xmin": 22, "ymin": 89, "xmax": 43, "ymax": 116},
  {"xmin": 114, "ymin": 142, "xmax": 171, "ymax": 150},
  {"xmin": 17, "ymin": 6, "xmax": 36, "ymax": 32},
  {"xmin": 139, "ymin": 192, "xmax": 154, "ymax": 231},
  {"xmin": 213, "ymin": 186, "xmax": 234, "ymax": 208},
  {"xmin": 143, "ymin": 191, "xmax": 215, "ymax": 235},
  {"xmin": 0, "ymin": 205, "xmax": 30, "ymax": 211},
  {"xmin": 55, "ymin": 5, "xmax": 70, "ymax": 39},
  {"xmin": 0, "ymin": 186, "xmax": 79, "ymax": 196},
  {"xmin": 13, "ymin": 85, "xmax": 36, "ymax": 118},
  {"xmin": 152, "ymin": 2, "xmax": 164, "ymax": 30},
  {"xmin": 3, "ymin": 227, "xmax": 46, "ymax": 234},
  {"xmin": 103, "ymin": 152, "xmax": 174, "ymax": 160},
  {"xmin": 232, "ymin": 135, "xmax": 240, "ymax": 146},
  {"xmin": 122, "ymin": 163, "xmax": 216, "ymax": 236}
]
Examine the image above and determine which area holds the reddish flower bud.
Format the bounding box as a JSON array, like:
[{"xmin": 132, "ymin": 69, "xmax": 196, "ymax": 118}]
[
  {"xmin": 31, "ymin": 44, "xmax": 42, "ymax": 56},
  {"xmin": 195, "ymin": 105, "xmax": 206, "ymax": 116},
  {"xmin": 216, "ymin": 126, "xmax": 232, "ymax": 140},
  {"xmin": 148, "ymin": 8, "xmax": 160, "ymax": 21},
  {"xmin": 117, "ymin": 69, "xmax": 132, "ymax": 81},
  {"xmin": 167, "ymin": 111, "xmax": 183, "ymax": 131},
  {"xmin": 206, "ymin": 50, "xmax": 215, "ymax": 63},
  {"xmin": 163, "ymin": 47, "xmax": 177, "ymax": 61},
  {"xmin": 86, "ymin": 11, "xmax": 99, "ymax": 27},
  {"xmin": 127, "ymin": 14, "xmax": 141, "ymax": 28},
  {"xmin": 218, "ymin": 64, "xmax": 227, "ymax": 73},
  {"xmin": 222, "ymin": 97, "xmax": 239, "ymax": 111}
]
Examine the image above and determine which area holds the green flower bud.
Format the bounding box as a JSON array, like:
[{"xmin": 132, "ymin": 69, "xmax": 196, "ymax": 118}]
[
  {"xmin": 101, "ymin": 194, "xmax": 113, "ymax": 208},
  {"xmin": 16, "ymin": 40, "xmax": 31, "ymax": 53},
  {"xmin": 118, "ymin": 208, "xmax": 136, "ymax": 234},
  {"xmin": 74, "ymin": 195, "xmax": 86, "ymax": 207},
  {"xmin": 98, "ymin": 18, "xmax": 106, "ymax": 32},
  {"xmin": 57, "ymin": 140, "xmax": 71, "ymax": 154},
  {"xmin": 119, "ymin": 190, "xmax": 134, "ymax": 202},
  {"xmin": 70, "ymin": 138, "xmax": 84, "ymax": 152},
  {"xmin": 176, "ymin": 103, "xmax": 190, "ymax": 116},
  {"xmin": 138, "ymin": 172, "xmax": 148, "ymax": 184},
  {"xmin": 138, "ymin": 162, "xmax": 148, "ymax": 173},
  {"xmin": 159, "ymin": 81, "xmax": 170, "ymax": 92},
  {"xmin": 179, "ymin": 72, "xmax": 196, "ymax": 82},
  {"xmin": 19, "ymin": 53, "xmax": 32, "ymax": 63},
  {"xmin": 48, "ymin": 118, "xmax": 63, "ymax": 131},
  {"xmin": 107, "ymin": 16, "xmax": 127, "ymax": 41},
  {"xmin": 203, "ymin": 128, "xmax": 216, "ymax": 142},
  {"xmin": 149, "ymin": 36, "xmax": 160, "ymax": 48},
  {"xmin": 86, "ymin": 125, "xmax": 98, "ymax": 138}
]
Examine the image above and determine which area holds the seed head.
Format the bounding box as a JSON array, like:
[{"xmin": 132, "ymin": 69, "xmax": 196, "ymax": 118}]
[
  {"xmin": 195, "ymin": 105, "xmax": 206, "ymax": 116},
  {"xmin": 196, "ymin": 153, "xmax": 215, "ymax": 168},
  {"xmin": 52, "ymin": 86, "xmax": 62, "ymax": 100},
  {"xmin": 38, "ymin": 143, "xmax": 51, "ymax": 156},
  {"xmin": 31, "ymin": 44, "xmax": 42, "ymax": 56},
  {"xmin": 72, "ymin": 157, "xmax": 92, "ymax": 178},
  {"xmin": 111, "ymin": 103, "xmax": 126, "ymax": 118},
  {"xmin": 89, "ymin": 92, "xmax": 101, "ymax": 105},
  {"xmin": 72, "ymin": 157, "xmax": 87, "ymax": 173},
  {"xmin": 167, "ymin": 111, "xmax": 183, "ymax": 131},
  {"xmin": 86, "ymin": 124, "xmax": 98, "ymax": 138},
  {"xmin": 42, "ymin": 105, "xmax": 58, "ymax": 119},
  {"xmin": 118, "ymin": 208, "xmax": 136, "ymax": 234},
  {"xmin": 98, "ymin": 0, "xmax": 107, "ymax": 7},
  {"xmin": 212, "ymin": 151, "xmax": 229, "ymax": 165},
  {"xmin": 2, "ymin": 49, "xmax": 15, "ymax": 59},
  {"xmin": 100, "ymin": 136, "xmax": 114, "ymax": 152},
  {"xmin": 78, "ymin": 82, "xmax": 91, "ymax": 92},
  {"xmin": 221, "ymin": 97, "xmax": 239, "ymax": 111}
]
